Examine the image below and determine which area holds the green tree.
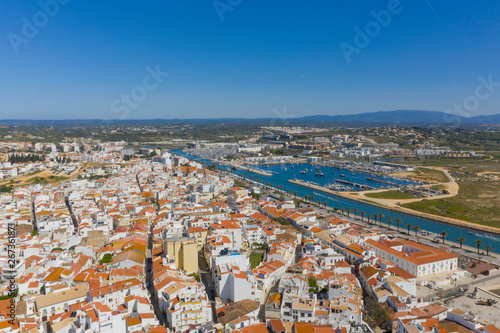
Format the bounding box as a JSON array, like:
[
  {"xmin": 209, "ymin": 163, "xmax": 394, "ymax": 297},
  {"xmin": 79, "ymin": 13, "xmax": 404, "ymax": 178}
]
[
  {"xmin": 457, "ymin": 237, "xmax": 466, "ymax": 249},
  {"xmin": 474, "ymin": 239, "xmax": 483, "ymax": 254},
  {"xmin": 440, "ymin": 231, "xmax": 447, "ymax": 244},
  {"xmin": 395, "ymin": 218, "xmax": 402, "ymax": 232},
  {"xmin": 100, "ymin": 253, "xmax": 113, "ymax": 264},
  {"xmin": 308, "ymin": 276, "xmax": 318, "ymax": 292},
  {"xmin": 413, "ymin": 225, "xmax": 420, "ymax": 240}
]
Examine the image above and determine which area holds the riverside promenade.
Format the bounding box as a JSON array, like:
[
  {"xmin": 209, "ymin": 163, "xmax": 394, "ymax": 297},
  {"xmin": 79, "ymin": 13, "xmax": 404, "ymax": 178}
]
[{"xmin": 289, "ymin": 178, "xmax": 500, "ymax": 236}]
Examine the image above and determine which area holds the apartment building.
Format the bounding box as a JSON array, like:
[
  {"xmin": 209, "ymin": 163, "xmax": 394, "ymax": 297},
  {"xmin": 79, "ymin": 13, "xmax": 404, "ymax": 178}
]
[{"xmin": 365, "ymin": 238, "xmax": 458, "ymax": 277}]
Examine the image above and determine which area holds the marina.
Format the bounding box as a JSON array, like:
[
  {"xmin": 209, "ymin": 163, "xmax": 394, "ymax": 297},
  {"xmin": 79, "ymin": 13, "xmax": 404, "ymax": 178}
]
[{"xmin": 173, "ymin": 150, "xmax": 500, "ymax": 251}]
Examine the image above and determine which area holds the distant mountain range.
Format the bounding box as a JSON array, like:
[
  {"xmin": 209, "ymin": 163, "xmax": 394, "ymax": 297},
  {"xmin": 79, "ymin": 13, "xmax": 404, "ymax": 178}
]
[
  {"xmin": 1, "ymin": 110, "xmax": 499, "ymax": 126},
  {"xmin": 294, "ymin": 110, "xmax": 500, "ymax": 125}
]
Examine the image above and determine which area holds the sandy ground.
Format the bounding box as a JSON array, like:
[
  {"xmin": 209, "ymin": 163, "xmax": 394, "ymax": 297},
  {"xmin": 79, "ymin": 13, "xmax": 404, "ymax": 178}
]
[
  {"xmin": 446, "ymin": 291, "xmax": 500, "ymax": 325},
  {"xmin": 0, "ymin": 169, "xmax": 55, "ymax": 186},
  {"xmin": 0, "ymin": 165, "xmax": 84, "ymax": 187},
  {"xmin": 415, "ymin": 270, "xmax": 500, "ymax": 325}
]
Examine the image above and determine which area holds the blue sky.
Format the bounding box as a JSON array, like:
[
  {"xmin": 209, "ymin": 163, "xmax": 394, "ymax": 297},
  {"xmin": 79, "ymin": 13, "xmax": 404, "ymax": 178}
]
[{"xmin": 1, "ymin": 0, "xmax": 499, "ymax": 119}]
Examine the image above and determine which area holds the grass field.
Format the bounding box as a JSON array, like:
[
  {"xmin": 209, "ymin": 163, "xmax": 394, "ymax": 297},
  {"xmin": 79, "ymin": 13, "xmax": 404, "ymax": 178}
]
[
  {"xmin": 401, "ymin": 154, "xmax": 500, "ymax": 174},
  {"xmin": 416, "ymin": 168, "xmax": 449, "ymax": 182},
  {"xmin": 392, "ymin": 167, "xmax": 449, "ymax": 183},
  {"xmin": 30, "ymin": 175, "xmax": 68, "ymax": 185},
  {"xmin": 431, "ymin": 184, "xmax": 446, "ymax": 191},
  {"xmin": 250, "ymin": 252, "xmax": 264, "ymax": 269},
  {"xmin": 403, "ymin": 181, "xmax": 500, "ymax": 227},
  {"xmin": 365, "ymin": 190, "xmax": 415, "ymax": 200}
]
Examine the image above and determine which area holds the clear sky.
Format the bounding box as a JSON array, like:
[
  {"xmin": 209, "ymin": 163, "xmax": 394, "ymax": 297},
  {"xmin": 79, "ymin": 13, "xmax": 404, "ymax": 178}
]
[{"xmin": 1, "ymin": 1, "xmax": 499, "ymax": 119}]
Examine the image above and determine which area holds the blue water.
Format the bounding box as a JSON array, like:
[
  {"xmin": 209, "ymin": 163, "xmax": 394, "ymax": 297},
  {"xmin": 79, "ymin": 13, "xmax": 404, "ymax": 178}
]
[
  {"xmin": 247, "ymin": 163, "xmax": 417, "ymax": 190},
  {"xmin": 172, "ymin": 150, "xmax": 500, "ymax": 252}
]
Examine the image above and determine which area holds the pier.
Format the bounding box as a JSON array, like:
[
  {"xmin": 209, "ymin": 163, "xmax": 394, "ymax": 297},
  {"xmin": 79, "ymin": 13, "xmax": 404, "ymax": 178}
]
[
  {"xmin": 335, "ymin": 179, "xmax": 376, "ymax": 190},
  {"xmin": 233, "ymin": 164, "xmax": 272, "ymax": 176},
  {"xmin": 366, "ymin": 177, "xmax": 400, "ymax": 187}
]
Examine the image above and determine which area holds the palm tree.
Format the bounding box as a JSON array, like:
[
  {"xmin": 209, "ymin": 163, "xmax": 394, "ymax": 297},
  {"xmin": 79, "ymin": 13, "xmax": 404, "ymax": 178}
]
[
  {"xmin": 386, "ymin": 217, "xmax": 392, "ymax": 229},
  {"xmin": 457, "ymin": 237, "xmax": 466, "ymax": 249},
  {"xmin": 406, "ymin": 224, "xmax": 412, "ymax": 235},
  {"xmin": 341, "ymin": 208, "xmax": 345, "ymax": 216},
  {"xmin": 413, "ymin": 225, "xmax": 420, "ymax": 237},
  {"xmin": 323, "ymin": 201, "xmax": 327, "ymax": 208},
  {"xmin": 474, "ymin": 239, "xmax": 483, "ymax": 254},
  {"xmin": 486, "ymin": 245, "xmax": 492, "ymax": 256},
  {"xmin": 353, "ymin": 208, "xmax": 358, "ymax": 219},
  {"xmin": 366, "ymin": 214, "xmax": 371, "ymax": 223},
  {"xmin": 373, "ymin": 214, "xmax": 378, "ymax": 225},
  {"xmin": 395, "ymin": 218, "xmax": 402, "ymax": 232},
  {"xmin": 293, "ymin": 191, "xmax": 297, "ymax": 197},
  {"xmin": 379, "ymin": 214, "xmax": 384, "ymax": 224},
  {"xmin": 440, "ymin": 231, "xmax": 447, "ymax": 244},
  {"xmin": 360, "ymin": 211, "xmax": 365, "ymax": 222},
  {"xmin": 346, "ymin": 208, "xmax": 350, "ymax": 217}
]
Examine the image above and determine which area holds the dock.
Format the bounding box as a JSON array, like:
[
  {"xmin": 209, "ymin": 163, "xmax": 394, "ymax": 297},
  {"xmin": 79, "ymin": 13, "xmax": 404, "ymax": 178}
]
[
  {"xmin": 366, "ymin": 177, "xmax": 399, "ymax": 187},
  {"xmin": 288, "ymin": 179, "xmax": 341, "ymax": 196},
  {"xmin": 227, "ymin": 163, "xmax": 272, "ymax": 176},
  {"xmin": 335, "ymin": 179, "xmax": 376, "ymax": 190}
]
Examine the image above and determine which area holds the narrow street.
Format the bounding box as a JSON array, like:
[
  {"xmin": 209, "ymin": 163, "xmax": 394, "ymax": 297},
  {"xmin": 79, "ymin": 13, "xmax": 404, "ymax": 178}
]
[
  {"xmin": 198, "ymin": 252, "xmax": 218, "ymax": 323},
  {"xmin": 145, "ymin": 218, "xmax": 168, "ymax": 326},
  {"xmin": 139, "ymin": 168, "xmax": 168, "ymax": 327}
]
